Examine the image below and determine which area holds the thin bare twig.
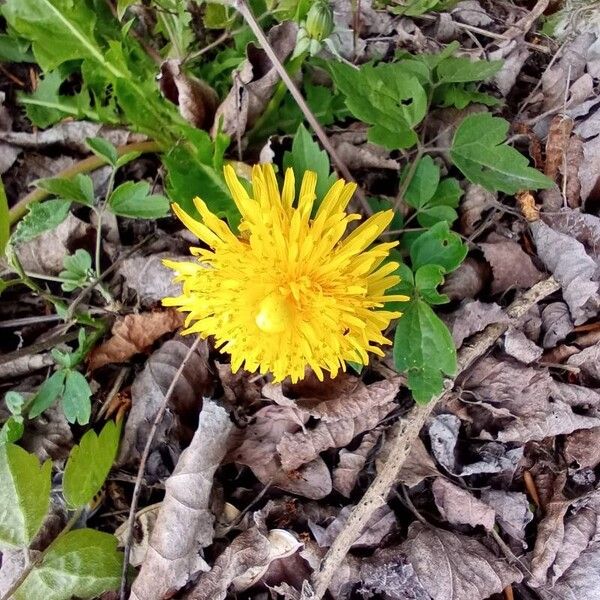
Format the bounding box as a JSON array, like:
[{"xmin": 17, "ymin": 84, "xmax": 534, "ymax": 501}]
[
  {"xmin": 119, "ymin": 336, "xmax": 202, "ymax": 600},
  {"xmin": 303, "ymin": 276, "xmax": 560, "ymax": 600},
  {"xmin": 231, "ymin": 0, "xmax": 373, "ymax": 216}
]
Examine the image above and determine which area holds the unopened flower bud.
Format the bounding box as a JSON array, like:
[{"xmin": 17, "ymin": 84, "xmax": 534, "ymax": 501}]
[{"xmin": 305, "ymin": 0, "xmax": 334, "ymax": 42}]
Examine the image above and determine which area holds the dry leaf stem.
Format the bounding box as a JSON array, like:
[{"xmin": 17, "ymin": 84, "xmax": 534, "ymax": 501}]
[
  {"xmin": 305, "ymin": 276, "xmax": 560, "ymax": 600},
  {"xmin": 119, "ymin": 336, "xmax": 202, "ymax": 600},
  {"xmin": 231, "ymin": 0, "xmax": 373, "ymax": 216}
]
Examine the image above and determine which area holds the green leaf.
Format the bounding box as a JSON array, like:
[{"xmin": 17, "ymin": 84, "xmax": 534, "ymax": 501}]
[
  {"xmin": 13, "ymin": 529, "xmax": 122, "ymax": 600},
  {"xmin": 60, "ymin": 249, "xmax": 93, "ymax": 292},
  {"xmin": 62, "ymin": 370, "xmax": 92, "ymax": 425},
  {"xmin": 86, "ymin": 137, "xmax": 118, "ymax": 166},
  {"xmin": 330, "ymin": 62, "xmax": 427, "ymax": 150},
  {"xmin": 389, "ymin": 0, "xmax": 440, "ymax": 16},
  {"xmin": 108, "ymin": 181, "xmax": 170, "ymax": 219},
  {"xmin": 35, "ymin": 174, "xmax": 94, "ymax": 205},
  {"xmin": 433, "ymin": 84, "xmax": 501, "ymax": 109},
  {"xmin": 0, "ymin": 33, "xmax": 33, "ymax": 62},
  {"xmin": 0, "ymin": 444, "xmax": 51, "ymax": 549},
  {"xmin": 283, "ymin": 123, "xmax": 334, "ymax": 202},
  {"xmin": 435, "ymin": 57, "xmax": 503, "ymax": 83},
  {"xmin": 450, "ymin": 113, "xmax": 554, "ymax": 194},
  {"xmin": 10, "ymin": 199, "xmax": 71, "ymax": 244},
  {"xmin": 0, "ymin": 417, "xmax": 24, "ymax": 445},
  {"xmin": 63, "ymin": 421, "xmax": 120, "ymax": 507},
  {"xmin": 29, "ymin": 370, "xmax": 67, "ymax": 418},
  {"xmin": 0, "ymin": 177, "xmax": 8, "ymax": 256},
  {"xmin": 404, "ymin": 156, "xmax": 439, "ymax": 209},
  {"xmin": 5, "ymin": 391, "xmax": 25, "ymax": 416},
  {"xmin": 414, "ymin": 264, "xmax": 448, "ymax": 304},
  {"xmin": 116, "ymin": 0, "xmax": 136, "ymax": 19},
  {"xmin": 393, "ymin": 298, "xmax": 456, "ymax": 403},
  {"xmin": 410, "ymin": 221, "xmax": 467, "ymax": 273},
  {"xmin": 115, "ymin": 151, "xmax": 142, "ymax": 168}
]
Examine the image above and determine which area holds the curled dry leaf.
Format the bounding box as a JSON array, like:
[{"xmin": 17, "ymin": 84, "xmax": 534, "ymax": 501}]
[
  {"xmin": 529, "ymin": 218, "xmax": 600, "ymax": 325},
  {"xmin": 396, "ymin": 436, "xmax": 440, "ymax": 488},
  {"xmin": 333, "ymin": 428, "xmax": 382, "ymax": 497},
  {"xmin": 541, "ymin": 302, "xmax": 574, "ymax": 348},
  {"xmin": 542, "ymin": 209, "xmax": 600, "ymax": 262},
  {"xmin": 564, "ymin": 427, "xmax": 600, "ymax": 470},
  {"xmin": 159, "ymin": 60, "xmax": 218, "ymax": 130},
  {"xmin": 545, "ymin": 115, "xmax": 574, "ymax": 180},
  {"xmin": 479, "ymin": 239, "xmax": 543, "ymax": 295},
  {"xmin": 88, "ymin": 309, "xmax": 184, "ymax": 371},
  {"xmin": 448, "ymin": 300, "xmax": 508, "ymax": 347},
  {"xmin": 276, "ymin": 378, "xmax": 401, "ymax": 472},
  {"xmin": 460, "ymin": 184, "xmax": 496, "ymax": 235},
  {"xmin": 130, "ymin": 401, "xmax": 233, "ymax": 600},
  {"xmin": 432, "ymin": 477, "xmax": 496, "ymax": 530},
  {"xmin": 211, "ymin": 21, "xmax": 297, "ymax": 140},
  {"xmin": 503, "ymin": 328, "xmax": 543, "ymax": 364},
  {"xmin": 401, "ymin": 522, "xmax": 523, "ymax": 600},
  {"xmin": 567, "ymin": 340, "xmax": 600, "ymax": 380},
  {"xmin": 118, "ymin": 336, "xmax": 213, "ymax": 470},
  {"xmin": 564, "ymin": 135, "xmax": 584, "ymax": 208}
]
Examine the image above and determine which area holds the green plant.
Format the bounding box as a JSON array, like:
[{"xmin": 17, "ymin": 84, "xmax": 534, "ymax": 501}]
[{"xmin": 0, "ymin": 420, "xmax": 122, "ymax": 600}]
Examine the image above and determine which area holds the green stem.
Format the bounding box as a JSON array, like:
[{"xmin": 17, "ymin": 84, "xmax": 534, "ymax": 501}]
[{"xmin": 95, "ymin": 169, "xmax": 117, "ymax": 279}]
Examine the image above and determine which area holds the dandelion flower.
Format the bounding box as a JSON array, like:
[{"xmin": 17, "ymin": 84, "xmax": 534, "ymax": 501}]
[{"xmin": 163, "ymin": 164, "xmax": 409, "ymax": 383}]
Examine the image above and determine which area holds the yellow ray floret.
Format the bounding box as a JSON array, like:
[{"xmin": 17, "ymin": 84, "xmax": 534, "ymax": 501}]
[{"xmin": 163, "ymin": 164, "xmax": 409, "ymax": 383}]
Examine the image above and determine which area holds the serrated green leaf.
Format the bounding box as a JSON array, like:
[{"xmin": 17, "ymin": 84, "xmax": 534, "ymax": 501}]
[
  {"xmin": 62, "ymin": 370, "xmax": 92, "ymax": 425},
  {"xmin": 436, "ymin": 57, "xmax": 503, "ymax": 83},
  {"xmin": 63, "ymin": 421, "xmax": 120, "ymax": 507},
  {"xmin": 414, "ymin": 264, "xmax": 448, "ymax": 304},
  {"xmin": 0, "ymin": 444, "xmax": 51, "ymax": 548},
  {"xmin": 450, "ymin": 113, "xmax": 554, "ymax": 194},
  {"xmin": 13, "ymin": 528, "xmax": 122, "ymax": 600},
  {"xmin": 10, "ymin": 199, "xmax": 71, "ymax": 244},
  {"xmin": 393, "ymin": 298, "xmax": 456, "ymax": 403},
  {"xmin": 389, "ymin": 0, "xmax": 440, "ymax": 16},
  {"xmin": 29, "ymin": 370, "xmax": 67, "ymax": 418},
  {"xmin": 410, "ymin": 221, "xmax": 467, "ymax": 273},
  {"xmin": 433, "ymin": 83, "xmax": 502, "ymax": 109},
  {"xmin": 283, "ymin": 123, "xmax": 334, "ymax": 202},
  {"xmin": 86, "ymin": 137, "xmax": 118, "ymax": 166},
  {"xmin": 108, "ymin": 181, "xmax": 169, "ymax": 219},
  {"xmin": 0, "ymin": 177, "xmax": 8, "ymax": 256},
  {"xmin": 60, "ymin": 249, "xmax": 93, "ymax": 291},
  {"xmin": 330, "ymin": 62, "xmax": 427, "ymax": 150},
  {"xmin": 34, "ymin": 175, "xmax": 93, "ymax": 205},
  {"xmin": 115, "ymin": 150, "xmax": 142, "ymax": 168}
]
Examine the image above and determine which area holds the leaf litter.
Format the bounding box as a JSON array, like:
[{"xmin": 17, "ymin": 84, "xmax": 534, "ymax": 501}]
[{"xmin": 2, "ymin": 2, "xmax": 600, "ymax": 600}]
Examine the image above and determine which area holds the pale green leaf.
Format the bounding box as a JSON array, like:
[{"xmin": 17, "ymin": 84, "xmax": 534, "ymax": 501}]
[
  {"xmin": 0, "ymin": 417, "xmax": 24, "ymax": 445},
  {"xmin": 404, "ymin": 156, "xmax": 439, "ymax": 209},
  {"xmin": 29, "ymin": 370, "xmax": 66, "ymax": 419},
  {"xmin": 436, "ymin": 57, "xmax": 503, "ymax": 83},
  {"xmin": 393, "ymin": 298, "xmax": 456, "ymax": 403},
  {"xmin": 108, "ymin": 181, "xmax": 170, "ymax": 219},
  {"xmin": 0, "ymin": 444, "xmax": 51, "ymax": 549},
  {"xmin": 13, "ymin": 529, "xmax": 122, "ymax": 600},
  {"xmin": 410, "ymin": 221, "xmax": 467, "ymax": 273},
  {"xmin": 10, "ymin": 199, "xmax": 71, "ymax": 244},
  {"xmin": 450, "ymin": 113, "xmax": 554, "ymax": 193},
  {"xmin": 86, "ymin": 137, "xmax": 118, "ymax": 166},
  {"xmin": 63, "ymin": 421, "xmax": 120, "ymax": 507},
  {"xmin": 62, "ymin": 370, "xmax": 92, "ymax": 425}
]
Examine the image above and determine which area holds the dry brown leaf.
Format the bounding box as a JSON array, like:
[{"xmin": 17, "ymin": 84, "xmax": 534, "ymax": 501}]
[
  {"xmin": 541, "ymin": 302, "xmax": 574, "ymax": 348},
  {"xmin": 397, "ymin": 436, "xmax": 440, "ymax": 488},
  {"xmin": 480, "ymin": 490, "xmax": 533, "ymax": 544},
  {"xmin": 230, "ymin": 404, "xmax": 332, "ymax": 499},
  {"xmin": 448, "ymin": 300, "xmax": 508, "ymax": 347},
  {"xmin": 479, "ymin": 239, "xmax": 544, "ymax": 294},
  {"xmin": 20, "ymin": 403, "xmax": 73, "ymax": 463},
  {"xmin": 185, "ymin": 527, "xmax": 271, "ymax": 600},
  {"xmin": 460, "ymin": 184, "xmax": 496, "ymax": 235},
  {"xmin": 130, "ymin": 401, "xmax": 232, "ymax": 600},
  {"xmin": 564, "ymin": 135, "xmax": 584, "ymax": 208},
  {"xmin": 462, "ymin": 357, "xmax": 600, "ymax": 443},
  {"xmin": 567, "ymin": 340, "xmax": 600, "ymax": 379},
  {"xmin": 428, "ymin": 413, "xmax": 461, "ymax": 473},
  {"xmin": 542, "ymin": 208, "xmax": 600, "ymax": 262},
  {"xmin": 432, "ymin": 478, "xmax": 495, "ymax": 530},
  {"xmin": 529, "ymin": 218, "xmax": 600, "ymax": 325},
  {"xmin": 503, "ymin": 328, "xmax": 543, "ymax": 364},
  {"xmin": 88, "ymin": 309, "xmax": 184, "ymax": 371},
  {"xmin": 159, "ymin": 60, "xmax": 218, "ymax": 130},
  {"xmin": 118, "ymin": 336, "xmax": 212, "ymax": 470},
  {"xmin": 564, "ymin": 427, "xmax": 600, "ymax": 470},
  {"xmin": 545, "ymin": 115, "xmax": 574, "ymax": 180},
  {"xmin": 442, "ymin": 257, "xmax": 490, "ymax": 302},
  {"xmin": 333, "ymin": 428, "xmax": 382, "ymax": 497},
  {"xmin": 276, "ymin": 378, "xmax": 400, "ymax": 472},
  {"xmin": 309, "ymin": 504, "xmax": 395, "ymax": 549},
  {"xmin": 0, "ymin": 353, "xmax": 54, "ymax": 380},
  {"xmin": 401, "ymin": 522, "xmax": 523, "ymax": 600},
  {"xmin": 14, "ymin": 213, "xmax": 90, "ymax": 275},
  {"xmin": 210, "ymin": 21, "xmax": 297, "ymax": 140}
]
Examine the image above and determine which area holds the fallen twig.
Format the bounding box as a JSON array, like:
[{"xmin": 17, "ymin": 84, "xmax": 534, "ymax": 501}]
[{"xmin": 304, "ymin": 276, "xmax": 560, "ymax": 600}]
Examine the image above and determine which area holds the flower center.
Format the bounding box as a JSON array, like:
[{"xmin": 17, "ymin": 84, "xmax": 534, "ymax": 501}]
[{"xmin": 255, "ymin": 292, "xmax": 294, "ymax": 334}]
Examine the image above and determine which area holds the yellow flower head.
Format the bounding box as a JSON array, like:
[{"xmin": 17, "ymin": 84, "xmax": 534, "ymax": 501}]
[{"xmin": 163, "ymin": 164, "xmax": 409, "ymax": 383}]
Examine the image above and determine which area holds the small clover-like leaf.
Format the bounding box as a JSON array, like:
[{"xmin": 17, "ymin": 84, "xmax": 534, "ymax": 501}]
[
  {"xmin": 410, "ymin": 221, "xmax": 467, "ymax": 273},
  {"xmin": 34, "ymin": 174, "xmax": 94, "ymax": 205},
  {"xmin": 62, "ymin": 370, "xmax": 92, "ymax": 425},
  {"xmin": 10, "ymin": 199, "xmax": 71, "ymax": 244},
  {"xmin": 108, "ymin": 181, "xmax": 170, "ymax": 219},
  {"xmin": 29, "ymin": 370, "xmax": 66, "ymax": 418},
  {"xmin": 86, "ymin": 137, "xmax": 118, "ymax": 166}
]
